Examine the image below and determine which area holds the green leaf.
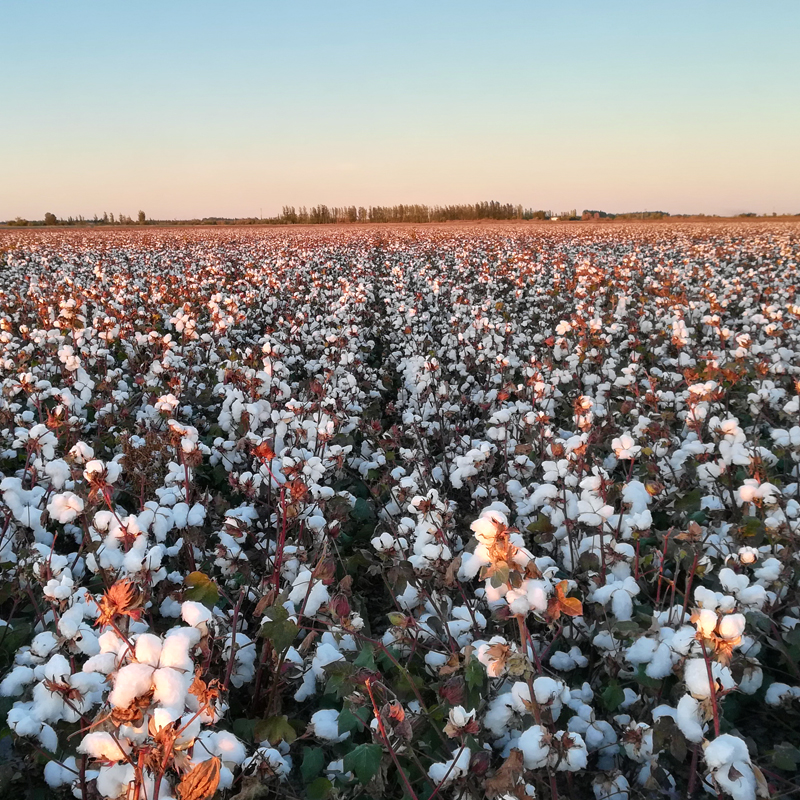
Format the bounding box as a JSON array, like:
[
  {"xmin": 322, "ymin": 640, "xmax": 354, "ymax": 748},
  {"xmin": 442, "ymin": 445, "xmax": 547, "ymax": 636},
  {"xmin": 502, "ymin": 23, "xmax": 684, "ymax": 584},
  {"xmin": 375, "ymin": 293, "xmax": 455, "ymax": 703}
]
[
  {"xmin": 773, "ymin": 743, "xmax": 800, "ymax": 771},
  {"xmin": 675, "ymin": 488, "xmax": 702, "ymax": 512},
  {"xmin": 338, "ymin": 705, "xmax": 371, "ymax": 734},
  {"xmin": 527, "ymin": 513, "xmax": 553, "ymax": 534},
  {"xmin": 343, "ymin": 743, "xmax": 383, "ymax": 784},
  {"xmin": 301, "ymin": 747, "xmax": 325, "ymax": 783},
  {"xmin": 601, "ymin": 680, "xmax": 625, "ymax": 711},
  {"xmin": 354, "ymin": 643, "xmax": 376, "ymax": 670},
  {"xmin": 634, "ymin": 664, "xmax": 662, "ymax": 689},
  {"xmin": 183, "ymin": 571, "xmax": 220, "ymax": 609},
  {"xmin": 254, "ymin": 715, "xmax": 297, "ymax": 745},
  {"xmin": 490, "ymin": 562, "xmax": 510, "ymax": 589},
  {"xmin": 465, "ymin": 657, "xmax": 484, "ymax": 690},
  {"xmin": 306, "ymin": 777, "xmax": 333, "ymax": 800},
  {"xmin": 258, "ymin": 604, "xmax": 300, "ymax": 653},
  {"xmin": 351, "ymin": 498, "xmax": 374, "ymax": 521}
]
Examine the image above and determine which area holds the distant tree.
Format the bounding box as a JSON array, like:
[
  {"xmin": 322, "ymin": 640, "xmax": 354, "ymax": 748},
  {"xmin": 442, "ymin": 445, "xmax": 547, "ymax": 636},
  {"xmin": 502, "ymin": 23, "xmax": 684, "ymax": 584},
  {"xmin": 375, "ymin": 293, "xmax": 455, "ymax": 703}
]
[
  {"xmin": 138, "ymin": 211, "xmax": 146, "ymax": 224},
  {"xmin": 44, "ymin": 212, "xmax": 57, "ymax": 226}
]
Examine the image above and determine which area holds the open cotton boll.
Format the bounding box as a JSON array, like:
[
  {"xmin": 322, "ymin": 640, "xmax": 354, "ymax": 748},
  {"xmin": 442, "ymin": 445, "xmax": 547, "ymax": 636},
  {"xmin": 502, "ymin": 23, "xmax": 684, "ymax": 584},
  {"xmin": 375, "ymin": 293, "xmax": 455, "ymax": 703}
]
[
  {"xmin": 78, "ymin": 731, "xmax": 131, "ymax": 761},
  {"xmin": 676, "ymin": 695, "xmax": 705, "ymax": 742},
  {"xmin": 289, "ymin": 570, "xmax": 329, "ymax": 617},
  {"xmin": 181, "ymin": 600, "xmax": 213, "ymax": 628},
  {"xmin": 0, "ymin": 665, "xmax": 35, "ymax": 696},
  {"xmin": 187, "ymin": 502, "xmax": 206, "ymax": 527},
  {"xmin": 172, "ymin": 502, "xmax": 189, "ymax": 529},
  {"xmin": 718, "ymin": 613, "xmax": 746, "ymax": 641},
  {"xmin": 44, "ymin": 756, "xmax": 78, "ymax": 789},
  {"xmin": 427, "ymin": 747, "xmax": 471, "ymax": 786},
  {"xmin": 152, "ymin": 667, "xmax": 192, "ymax": 712},
  {"xmin": 108, "ymin": 663, "xmax": 155, "ymax": 708},
  {"xmin": 159, "ymin": 627, "xmax": 201, "ymax": 671},
  {"xmin": 96, "ymin": 764, "xmax": 136, "ymax": 799},
  {"xmin": 212, "ymin": 730, "xmax": 247, "ymax": 765},
  {"xmin": 46, "ymin": 492, "xmax": 85, "ymax": 524},
  {"xmin": 310, "ymin": 708, "xmax": 350, "ymax": 742},
  {"xmin": 684, "ymin": 658, "xmax": 735, "ymax": 699},
  {"xmin": 134, "ymin": 634, "xmax": 163, "ymax": 667},
  {"xmin": 519, "ymin": 724, "xmax": 551, "ymax": 768}
]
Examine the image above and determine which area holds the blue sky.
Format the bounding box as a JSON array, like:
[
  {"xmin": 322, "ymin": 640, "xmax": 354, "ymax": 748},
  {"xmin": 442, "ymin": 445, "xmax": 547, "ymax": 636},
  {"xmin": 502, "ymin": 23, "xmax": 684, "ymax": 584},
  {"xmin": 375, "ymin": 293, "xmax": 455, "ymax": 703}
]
[{"xmin": 2, "ymin": 1, "xmax": 798, "ymax": 218}]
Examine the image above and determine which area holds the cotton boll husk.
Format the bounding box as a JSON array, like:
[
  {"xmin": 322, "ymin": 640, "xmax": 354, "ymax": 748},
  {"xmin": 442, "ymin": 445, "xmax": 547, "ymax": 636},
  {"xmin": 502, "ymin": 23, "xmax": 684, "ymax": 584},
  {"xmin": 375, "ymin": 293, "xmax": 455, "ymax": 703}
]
[{"xmin": 108, "ymin": 663, "xmax": 155, "ymax": 708}]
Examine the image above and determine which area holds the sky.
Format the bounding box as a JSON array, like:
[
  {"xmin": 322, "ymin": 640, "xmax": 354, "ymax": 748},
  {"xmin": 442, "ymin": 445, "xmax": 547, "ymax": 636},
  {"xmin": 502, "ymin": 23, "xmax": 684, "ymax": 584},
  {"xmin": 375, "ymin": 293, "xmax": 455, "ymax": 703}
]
[{"xmin": 2, "ymin": 1, "xmax": 799, "ymax": 220}]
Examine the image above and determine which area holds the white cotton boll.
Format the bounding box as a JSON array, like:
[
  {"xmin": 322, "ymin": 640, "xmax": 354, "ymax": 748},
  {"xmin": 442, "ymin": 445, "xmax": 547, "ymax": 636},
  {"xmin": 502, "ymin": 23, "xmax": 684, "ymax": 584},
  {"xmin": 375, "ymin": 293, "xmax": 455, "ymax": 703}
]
[
  {"xmin": 684, "ymin": 658, "xmax": 735, "ymax": 700},
  {"xmin": 704, "ymin": 733, "xmax": 750, "ymax": 770},
  {"xmin": 484, "ymin": 695, "xmax": 514, "ymax": 736},
  {"xmin": 310, "ymin": 709, "xmax": 350, "ymax": 742},
  {"xmin": 96, "ymin": 764, "xmax": 135, "ymax": 799},
  {"xmin": 44, "ymin": 459, "xmax": 71, "ymax": 490},
  {"xmin": 82, "ymin": 652, "xmax": 119, "ymax": 675},
  {"xmin": 676, "ymin": 695, "xmax": 705, "ymax": 743},
  {"xmin": 519, "ymin": 724, "xmax": 551, "ymax": 768},
  {"xmin": 159, "ymin": 627, "xmax": 201, "ymax": 671},
  {"xmin": 181, "ymin": 601, "xmax": 213, "ymax": 628},
  {"xmin": 160, "ymin": 596, "xmax": 183, "ymax": 618},
  {"xmin": 626, "ymin": 636, "xmax": 658, "ymax": 665},
  {"xmin": 172, "ymin": 502, "xmax": 189, "ymax": 529},
  {"xmin": 0, "ymin": 665, "xmax": 35, "ymax": 696},
  {"xmin": 737, "ymin": 585, "xmax": 766, "ymax": 609},
  {"xmin": 718, "ymin": 613, "xmax": 746, "ymax": 641},
  {"xmin": 78, "ymin": 732, "xmax": 131, "ymax": 761},
  {"xmin": 38, "ymin": 723, "xmax": 58, "ymax": 752},
  {"xmin": 152, "ymin": 667, "xmax": 191, "ymax": 712},
  {"xmin": 31, "ymin": 631, "xmax": 59, "ymax": 658},
  {"xmin": 213, "ymin": 730, "xmax": 247, "ymax": 765},
  {"xmin": 135, "ymin": 633, "xmax": 161, "ymax": 667},
  {"xmin": 695, "ymin": 608, "xmax": 718, "ymax": 637},
  {"xmin": 427, "ymin": 747, "xmax": 471, "ymax": 786},
  {"xmin": 611, "ymin": 589, "xmax": 633, "ymax": 621},
  {"xmin": 695, "ymin": 586, "xmax": 720, "ymax": 610},
  {"xmin": 555, "ymin": 731, "xmax": 588, "ymax": 771},
  {"xmin": 44, "ymin": 756, "xmax": 76, "ymax": 788},
  {"xmin": 289, "ymin": 571, "xmax": 329, "ymax": 616},
  {"xmin": 549, "ymin": 650, "xmax": 576, "ymax": 671},
  {"xmin": 187, "ymin": 503, "xmax": 206, "ymax": 527},
  {"xmin": 46, "ymin": 491, "xmax": 85, "ymax": 524},
  {"xmin": 108, "ymin": 663, "xmax": 155, "ymax": 708},
  {"xmin": 765, "ymin": 683, "xmax": 800, "ymax": 706}
]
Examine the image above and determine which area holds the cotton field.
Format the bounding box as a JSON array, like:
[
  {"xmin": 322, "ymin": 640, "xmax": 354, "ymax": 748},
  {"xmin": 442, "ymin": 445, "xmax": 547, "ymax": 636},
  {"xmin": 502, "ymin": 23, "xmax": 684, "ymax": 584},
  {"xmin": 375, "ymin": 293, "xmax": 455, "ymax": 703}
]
[{"xmin": 0, "ymin": 222, "xmax": 799, "ymax": 800}]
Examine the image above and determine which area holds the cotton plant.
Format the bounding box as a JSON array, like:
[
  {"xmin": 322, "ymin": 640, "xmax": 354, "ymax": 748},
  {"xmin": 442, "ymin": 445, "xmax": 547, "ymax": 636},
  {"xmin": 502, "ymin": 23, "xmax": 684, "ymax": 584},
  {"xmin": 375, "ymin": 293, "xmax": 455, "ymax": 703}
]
[{"xmin": 1, "ymin": 223, "xmax": 800, "ymax": 799}]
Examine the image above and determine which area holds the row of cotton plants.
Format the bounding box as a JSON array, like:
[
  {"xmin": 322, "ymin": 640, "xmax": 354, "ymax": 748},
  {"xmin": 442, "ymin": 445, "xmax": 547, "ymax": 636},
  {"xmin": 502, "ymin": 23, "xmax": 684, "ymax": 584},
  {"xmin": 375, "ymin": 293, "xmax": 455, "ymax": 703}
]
[{"xmin": 0, "ymin": 222, "xmax": 798, "ymax": 800}]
